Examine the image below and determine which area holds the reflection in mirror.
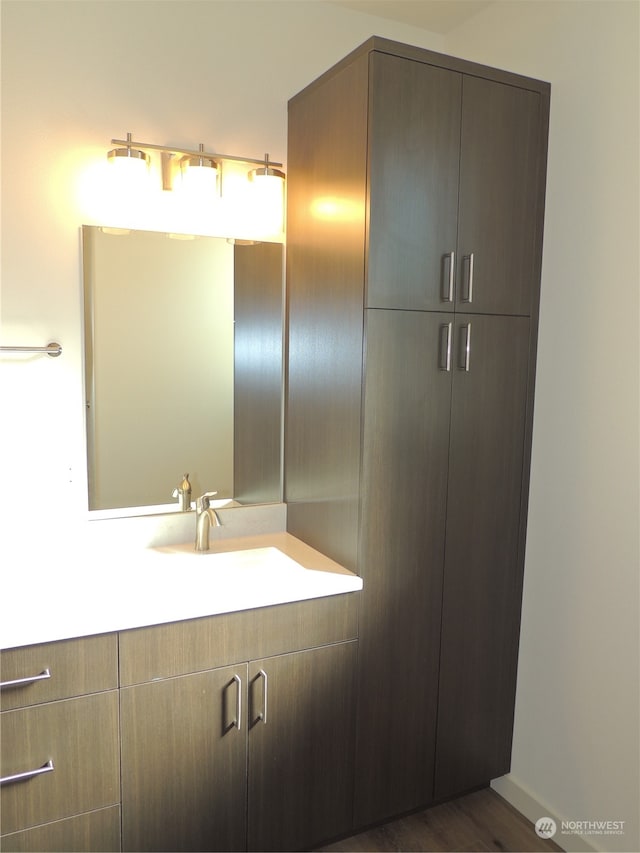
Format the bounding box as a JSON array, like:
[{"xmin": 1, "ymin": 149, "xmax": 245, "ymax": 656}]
[{"xmin": 82, "ymin": 226, "xmax": 283, "ymax": 515}]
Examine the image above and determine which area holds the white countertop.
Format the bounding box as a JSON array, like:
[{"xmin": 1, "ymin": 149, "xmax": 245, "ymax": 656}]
[{"xmin": 0, "ymin": 532, "xmax": 362, "ymax": 650}]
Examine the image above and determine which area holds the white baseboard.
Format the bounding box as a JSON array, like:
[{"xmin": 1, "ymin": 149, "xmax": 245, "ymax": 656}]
[{"xmin": 491, "ymin": 774, "xmax": 599, "ymax": 853}]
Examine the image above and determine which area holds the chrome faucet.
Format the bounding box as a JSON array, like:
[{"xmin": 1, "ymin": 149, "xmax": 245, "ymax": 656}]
[{"xmin": 195, "ymin": 491, "xmax": 222, "ymax": 552}]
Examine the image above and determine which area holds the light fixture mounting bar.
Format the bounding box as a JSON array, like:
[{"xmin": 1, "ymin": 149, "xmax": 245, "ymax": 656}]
[{"xmin": 110, "ymin": 138, "xmax": 283, "ymax": 168}]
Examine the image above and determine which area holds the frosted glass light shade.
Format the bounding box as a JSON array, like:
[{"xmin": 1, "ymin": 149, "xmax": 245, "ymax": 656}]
[
  {"xmin": 248, "ymin": 171, "xmax": 285, "ymax": 234},
  {"xmin": 106, "ymin": 147, "xmax": 151, "ymax": 195},
  {"xmin": 180, "ymin": 160, "xmax": 218, "ymax": 195}
]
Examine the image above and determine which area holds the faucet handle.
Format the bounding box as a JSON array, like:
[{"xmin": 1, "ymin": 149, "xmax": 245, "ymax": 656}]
[{"xmin": 196, "ymin": 491, "xmax": 218, "ymax": 512}]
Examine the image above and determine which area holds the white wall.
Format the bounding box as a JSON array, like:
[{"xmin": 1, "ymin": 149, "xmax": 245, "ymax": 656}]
[
  {"xmin": 0, "ymin": 0, "xmax": 442, "ymax": 531},
  {"xmin": 444, "ymin": 3, "xmax": 639, "ymax": 851},
  {"xmin": 1, "ymin": 1, "xmax": 638, "ymax": 852}
]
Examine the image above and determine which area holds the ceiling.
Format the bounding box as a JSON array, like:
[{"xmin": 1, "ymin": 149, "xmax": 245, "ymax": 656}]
[{"xmin": 327, "ymin": 1, "xmax": 493, "ymax": 34}]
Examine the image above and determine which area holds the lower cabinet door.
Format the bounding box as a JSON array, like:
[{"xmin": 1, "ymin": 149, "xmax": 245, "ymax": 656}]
[
  {"xmin": 435, "ymin": 315, "xmax": 531, "ymax": 797},
  {"xmin": 247, "ymin": 641, "xmax": 357, "ymax": 852},
  {"xmin": 120, "ymin": 665, "xmax": 248, "ymax": 853},
  {"xmin": 1, "ymin": 806, "xmax": 121, "ymax": 852},
  {"xmin": 354, "ymin": 309, "xmax": 453, "ymax": 827}
]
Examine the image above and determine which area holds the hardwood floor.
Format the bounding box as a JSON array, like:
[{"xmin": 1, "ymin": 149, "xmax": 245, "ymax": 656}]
[{"xmin": 316, "ymin": 788, "xmax": 564, "ymax": 852}]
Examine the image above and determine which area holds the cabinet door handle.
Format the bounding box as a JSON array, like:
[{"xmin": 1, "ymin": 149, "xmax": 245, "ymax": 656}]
[
  {"xmin": 439, "ymin": 323, "xmax": 452, "ymax": 371},
  {"xmin": 256, "ymin": 669, "xmax": 268, "ymax": 725},
  {"xmin": 442, "ymin": 252, "xmax": 455, "ymax": 302},
  {"xmin": 0, "ymin": 668, "xmax": 51, "ymax": 690},
  {"xmin": 460, "ymin": 323, "xmax": 472, "ymax": 372},
  {"xmin": 462, "ymin": 253, "xmax": 474, "ymax": 303},
  {"xmin": 232, "ymin": 674, "xmax": 242, "ymax": 731},
  {"xmin": 0, "ymin": 759, "xmax": 55, "ymax": 786}
]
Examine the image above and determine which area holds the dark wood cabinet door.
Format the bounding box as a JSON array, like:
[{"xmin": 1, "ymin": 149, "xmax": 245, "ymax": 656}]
[
  {"xmin": 247, "ymin": 642, "xmax": 357, "ymax": 852},
  {"xmin": 456, "ymin": 77, "xmax": 543, "ymax": 316},
  {"xmin": 367, "ymin": 53, "xmax": 461, "ymax": 311},
  {"xmin": 435, "ymin": 315, "xmax": 531, "ymax": 798},
  {"xmin": 354, "ymin": 309, "xmax": 453, "ymax": 826},
  {"xmin": 121, "ymin": 666, "xmax": 247, "ymax": 853}
]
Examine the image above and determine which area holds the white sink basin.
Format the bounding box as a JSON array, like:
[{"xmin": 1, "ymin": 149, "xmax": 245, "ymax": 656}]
[
  {"xmin": 152, "ymin": 543, "xmax": 305, "ymax": 576},
  {"xmin": 141, "ymin": 537, "xmax": 361, "ymax": 619}
]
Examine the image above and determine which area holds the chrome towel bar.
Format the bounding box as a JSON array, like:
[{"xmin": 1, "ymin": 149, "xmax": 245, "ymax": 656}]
[{"xmin": 0, "ymin": 342, "xmax": 62, "ymax": 357}]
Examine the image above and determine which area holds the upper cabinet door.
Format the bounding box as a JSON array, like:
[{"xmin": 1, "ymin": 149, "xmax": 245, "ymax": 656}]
[
  {"xmin": 456, "ymin": 77, "xmax": 543, "ymax": 316},
  {"xmin": 367, "ymin": 53, "xmax": 461, "ymax": 311}
]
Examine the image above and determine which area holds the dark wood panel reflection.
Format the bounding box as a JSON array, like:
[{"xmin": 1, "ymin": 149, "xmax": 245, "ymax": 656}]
[{"xmin": 234, "ymin": 242, "xmax": 283, "ymax": 504}]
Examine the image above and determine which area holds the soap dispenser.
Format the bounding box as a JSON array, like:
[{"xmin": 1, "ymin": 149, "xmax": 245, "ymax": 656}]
[{"xmin": 172, "ymin": 473, "xmax": 192, "ymax": 511}]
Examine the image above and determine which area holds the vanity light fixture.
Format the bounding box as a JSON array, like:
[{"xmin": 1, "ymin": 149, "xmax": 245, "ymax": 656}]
[
  {"xmin": 248, "ymin": 153, "xmax": 285, "ymax": 184},
  {"xmin": 107, "ymin": 132, "xmax": 150, "ymax": 174},
  {"xmin": 108, "ymin": 133, "xmax": 285, "ymax": 194},
  {"xmin": 180, "ymin": 143, "xmax": 219, "ymax": 195},
  {"xmin": 247, "ymin": 153, "xmax": 286, "ymax": 233}
]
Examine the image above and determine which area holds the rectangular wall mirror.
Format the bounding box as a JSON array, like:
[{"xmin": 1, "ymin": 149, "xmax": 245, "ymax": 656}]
[{"xmin": 82, "ymin": 225, "xmax": 283, "ymax": 515}]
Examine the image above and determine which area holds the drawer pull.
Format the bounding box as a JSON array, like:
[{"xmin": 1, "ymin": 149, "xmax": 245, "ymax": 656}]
[
  {"xmin": 0, "ymin": 759, "xmax": 55, "ymax": 786},
  {"xmin": 0, "ymin": 668, "xmax": 51, "ymax": 690}
]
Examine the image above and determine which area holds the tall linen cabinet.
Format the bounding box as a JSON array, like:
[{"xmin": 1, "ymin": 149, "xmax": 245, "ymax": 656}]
[{"xmin": 285, "ymin": 37, "xmax": 549, "ymax": 832}]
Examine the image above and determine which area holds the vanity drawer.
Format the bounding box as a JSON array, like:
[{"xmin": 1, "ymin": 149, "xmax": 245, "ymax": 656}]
[
  {"xmin": 0, "ymin": 691, "xmax": 120, "ymax": 835},
  {"xmin": 0, "ymin": 634, "xmax": 118, "ymax": 711},
  {"xmin": 0, "ymin": 805, "xmax": 121, "ymax": 852},
  {"xmin": 119, "ymin": 592, "xmax": 359, "ymax": 685}
]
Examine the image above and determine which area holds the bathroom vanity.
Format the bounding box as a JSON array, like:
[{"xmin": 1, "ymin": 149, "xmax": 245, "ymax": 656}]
[{"xmin": 0, "ymin": 533, "xmax": 361, "ymax": 852}]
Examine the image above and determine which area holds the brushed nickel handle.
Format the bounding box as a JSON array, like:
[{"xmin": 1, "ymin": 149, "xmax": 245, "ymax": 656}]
[
  {"xmin": 232, "ymin": 674, "xmax": 242, "ymax": 731},
  {"xmin": 256, "ymin": 669, "xmax": 268, "ymax": 725},
  {"xmin": 442, "ymin": 252, "xmax": 455, "ymax": 302},
  {"xmin": 439, "ymin": 323, "xmax": 452, "ymax": 371},
  {"xmin": 462, "ymin": 253, "xmax": 474, "ymax": 303},
  {"xmin": 460, "ymin": 323, "xmax": 472, "ymax": 372},
  {"xmin": 0, "ymin": 759, "xmax": 55, "ymax": 786},
  {"xmin": 0, "ymin": 668, "xmax": 51, "ymax": 690}
]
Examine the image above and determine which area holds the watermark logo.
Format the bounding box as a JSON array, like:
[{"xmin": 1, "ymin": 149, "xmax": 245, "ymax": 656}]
[
  {"xmin": 535, "ymin": 817, "xmax": 557, "ymax": 838},
  {"xmin": 535, "ymin": 816, "xmax": 626, "ymax": 839},
  {"xmin": 561, "ymin": 820, "xmax": 625, "ymax": 837}
]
